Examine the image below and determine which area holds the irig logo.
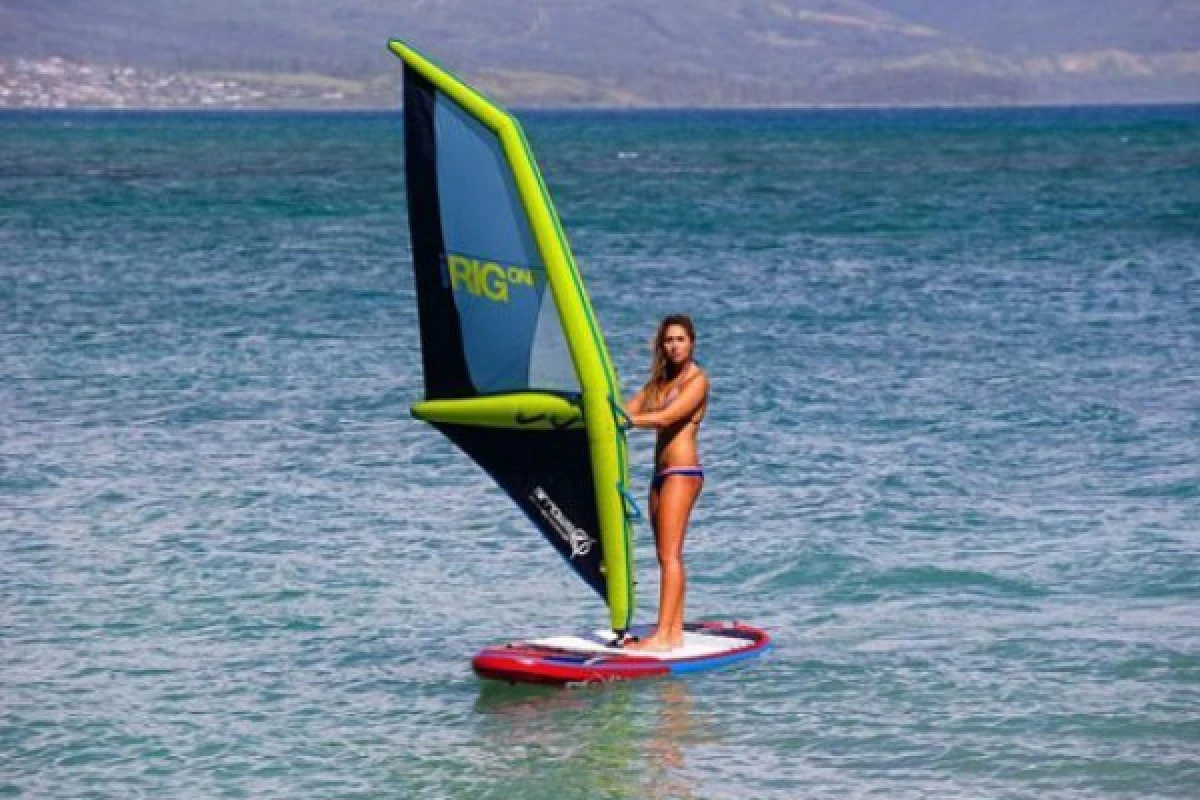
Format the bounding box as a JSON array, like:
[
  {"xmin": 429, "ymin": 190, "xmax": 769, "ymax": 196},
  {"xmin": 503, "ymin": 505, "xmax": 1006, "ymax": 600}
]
[
  {"xmin": 530, "ymin": 487, "xmax": 593, "ymax": 559},
  {"xmin": 442, "ymin": 253, "xmax": 536, "ymax": 303}
]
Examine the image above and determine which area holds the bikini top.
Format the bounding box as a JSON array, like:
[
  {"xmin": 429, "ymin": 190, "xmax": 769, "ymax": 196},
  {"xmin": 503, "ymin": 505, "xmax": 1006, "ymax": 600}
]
[{"xmin": 653, "ymin": 366, "xmax": 705, "ymax": 417}]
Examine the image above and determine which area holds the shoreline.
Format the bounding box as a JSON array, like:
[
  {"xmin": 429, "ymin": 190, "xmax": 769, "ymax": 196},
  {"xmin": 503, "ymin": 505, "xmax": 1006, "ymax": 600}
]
[{"xmin": 4, "ymin": 100, "xmax": 1200, "ymax": 114}]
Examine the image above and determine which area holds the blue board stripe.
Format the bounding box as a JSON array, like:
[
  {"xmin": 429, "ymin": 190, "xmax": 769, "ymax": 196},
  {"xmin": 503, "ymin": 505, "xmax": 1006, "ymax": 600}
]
[{"xmin": 667, "ymin": 643, "xmax": 772, "ymax": 675}]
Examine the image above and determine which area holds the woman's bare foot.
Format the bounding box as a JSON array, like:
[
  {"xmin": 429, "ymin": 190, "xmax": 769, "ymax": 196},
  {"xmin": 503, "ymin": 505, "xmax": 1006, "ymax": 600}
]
[{"xmin": 625, "ymin": 634, "xmax": 684, "ymax": 652}]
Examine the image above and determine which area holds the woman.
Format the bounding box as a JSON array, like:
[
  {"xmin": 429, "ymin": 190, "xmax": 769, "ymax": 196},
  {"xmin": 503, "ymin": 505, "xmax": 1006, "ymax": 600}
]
[{"xmin": 624, "ymin": 314, "xmax": 709, "ymax": 652}]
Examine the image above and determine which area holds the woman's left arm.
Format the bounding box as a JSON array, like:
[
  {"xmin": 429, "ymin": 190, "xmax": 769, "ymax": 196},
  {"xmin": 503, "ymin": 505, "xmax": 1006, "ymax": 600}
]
[
  {"xmin": 631, "ymin": 374, "xmax": 708, "ymax": 430},
  {"xmin": 624, "ymin": 386, "xmax": 648, "ymax": 416}
]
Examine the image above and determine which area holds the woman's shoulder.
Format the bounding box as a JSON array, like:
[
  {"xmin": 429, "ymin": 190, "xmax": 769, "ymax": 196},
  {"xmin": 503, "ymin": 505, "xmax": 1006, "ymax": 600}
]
[{"xmin": 682, "ymin": 364, "xmax": 709, "ymax": 390}]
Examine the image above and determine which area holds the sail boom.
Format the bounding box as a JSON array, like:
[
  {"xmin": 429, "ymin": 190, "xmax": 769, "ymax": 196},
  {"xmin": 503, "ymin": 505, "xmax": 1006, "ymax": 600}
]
[{"xmin": 412, "ymin": 393, "xmax": 584, "ymax": 431}]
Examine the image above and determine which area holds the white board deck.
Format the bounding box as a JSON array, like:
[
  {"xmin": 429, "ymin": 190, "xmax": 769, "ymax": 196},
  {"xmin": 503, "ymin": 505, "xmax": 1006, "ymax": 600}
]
[{"xmin": 528, "ymin": 629, "xmax": 754, "ymax": 661}]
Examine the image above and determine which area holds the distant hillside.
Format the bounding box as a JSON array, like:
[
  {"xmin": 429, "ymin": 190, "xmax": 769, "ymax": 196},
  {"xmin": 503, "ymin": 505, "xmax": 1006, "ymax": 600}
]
[{"xmin": 1, "ymin": 0, "xmax": 1198, "ymax": 107}]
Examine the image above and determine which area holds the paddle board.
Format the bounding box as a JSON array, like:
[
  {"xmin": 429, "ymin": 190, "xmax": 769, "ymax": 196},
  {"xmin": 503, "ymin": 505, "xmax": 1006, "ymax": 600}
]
[{"xmin": 473, "ymin": 621, "xmax": 770, "ymax": 686}]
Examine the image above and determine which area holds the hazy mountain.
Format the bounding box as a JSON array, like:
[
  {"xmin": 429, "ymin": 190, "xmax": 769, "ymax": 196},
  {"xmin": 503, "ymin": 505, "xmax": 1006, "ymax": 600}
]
[{"xmin": 2, "ymin": 0, "xmax": 1197, "ymax": 107}]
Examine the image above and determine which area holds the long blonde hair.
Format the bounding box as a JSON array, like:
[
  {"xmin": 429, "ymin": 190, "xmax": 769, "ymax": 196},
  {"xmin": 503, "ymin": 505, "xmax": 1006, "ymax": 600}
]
[{"xmin": 646, "ymin": 313, "xmax": 696, "ymax": 407}]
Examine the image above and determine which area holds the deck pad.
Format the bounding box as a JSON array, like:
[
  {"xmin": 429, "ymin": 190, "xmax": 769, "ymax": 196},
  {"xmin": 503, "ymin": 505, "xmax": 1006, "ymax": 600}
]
[{"xmin": 530, "ymin": 628, "xmax": 758, "ymax": 659}]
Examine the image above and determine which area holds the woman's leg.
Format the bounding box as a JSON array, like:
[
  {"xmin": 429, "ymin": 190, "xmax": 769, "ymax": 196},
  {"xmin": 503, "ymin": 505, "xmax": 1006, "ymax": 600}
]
[
  {"xmin": 631, "ymin": 475, "xmax": 701, "ymax": 650},
  {"xmin": 641, "ymin": 484, "xmax": 661, "ymax": 639},
  {"xmin": 655, "ymin": 475, "xmax": 702, "ymax": 646}
]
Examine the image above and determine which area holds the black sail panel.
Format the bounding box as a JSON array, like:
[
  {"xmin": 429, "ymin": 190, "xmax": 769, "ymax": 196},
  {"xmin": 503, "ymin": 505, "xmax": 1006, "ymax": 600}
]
[
  {"xmin": 404, "ymin": 66, "xmax": 473, "ymax": 398},
  {"xmin": 435, "ymin": 424, "xmax": 606, "ymax": 597}
]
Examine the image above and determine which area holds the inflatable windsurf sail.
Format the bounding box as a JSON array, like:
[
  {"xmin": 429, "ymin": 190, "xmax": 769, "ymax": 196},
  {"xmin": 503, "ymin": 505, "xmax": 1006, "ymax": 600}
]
[{"xmin": 390, "ymin": 41, "xmax": 636, "ymax": 634}]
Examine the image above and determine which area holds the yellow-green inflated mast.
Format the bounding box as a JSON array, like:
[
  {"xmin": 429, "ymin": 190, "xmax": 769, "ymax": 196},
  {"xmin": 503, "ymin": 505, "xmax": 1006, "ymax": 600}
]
[{"xmin": 389, "ymin": 40, "xmax": 634, "ymax": 632}]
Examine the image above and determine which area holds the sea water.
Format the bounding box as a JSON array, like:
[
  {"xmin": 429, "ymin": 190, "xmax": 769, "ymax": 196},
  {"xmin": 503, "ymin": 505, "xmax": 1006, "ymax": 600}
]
[{"xmin": 2, "ymin": 107, "xmax": 1198, "ymax": 798}]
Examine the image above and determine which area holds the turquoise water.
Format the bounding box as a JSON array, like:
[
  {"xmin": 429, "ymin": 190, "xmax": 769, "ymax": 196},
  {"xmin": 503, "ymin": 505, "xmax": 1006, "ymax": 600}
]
[{"xmin": 2, "ymin": 107, "xmax": 1198, "ymax": 798}]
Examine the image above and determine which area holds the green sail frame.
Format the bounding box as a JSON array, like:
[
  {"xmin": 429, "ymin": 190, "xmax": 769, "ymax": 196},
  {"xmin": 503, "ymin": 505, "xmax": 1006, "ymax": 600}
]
[{"xmin": 390, "ymin": 40, "xmax": 635, "ymax": 632}]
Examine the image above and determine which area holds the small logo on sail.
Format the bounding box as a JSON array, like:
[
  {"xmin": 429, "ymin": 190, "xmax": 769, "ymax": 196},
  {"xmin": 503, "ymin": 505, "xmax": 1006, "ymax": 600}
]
[
  {"xmin": 515, "ymin": 411, "xmax": 582, "ymax": 430},
  {"xmin": 530, "ymin": 487, "xmax": 593, "ymax": 559}
]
